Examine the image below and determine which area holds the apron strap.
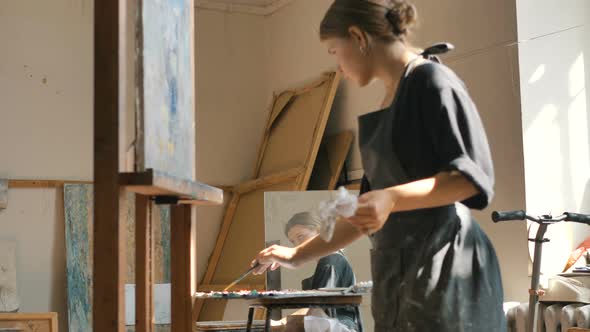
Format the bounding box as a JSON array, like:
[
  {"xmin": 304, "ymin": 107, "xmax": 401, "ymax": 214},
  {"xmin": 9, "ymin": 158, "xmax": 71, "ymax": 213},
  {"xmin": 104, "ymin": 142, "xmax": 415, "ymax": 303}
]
[{"xmin": 419, "ymin": 42, "xmax": 455, "ymax": 64}]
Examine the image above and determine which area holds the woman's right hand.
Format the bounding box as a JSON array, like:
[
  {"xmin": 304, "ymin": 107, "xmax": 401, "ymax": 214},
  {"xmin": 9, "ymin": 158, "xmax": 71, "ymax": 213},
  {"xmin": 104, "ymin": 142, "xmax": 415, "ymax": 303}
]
[{"xmin": 251, "ymin": 244, "xmax": 298, "ymax": 275}]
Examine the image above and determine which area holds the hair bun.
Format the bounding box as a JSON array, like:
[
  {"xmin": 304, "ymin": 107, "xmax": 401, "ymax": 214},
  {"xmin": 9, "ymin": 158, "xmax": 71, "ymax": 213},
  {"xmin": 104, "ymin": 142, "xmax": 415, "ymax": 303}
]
[{"xmin": 386, "ymin": 1, "xmax": 417, "ymax": 36}]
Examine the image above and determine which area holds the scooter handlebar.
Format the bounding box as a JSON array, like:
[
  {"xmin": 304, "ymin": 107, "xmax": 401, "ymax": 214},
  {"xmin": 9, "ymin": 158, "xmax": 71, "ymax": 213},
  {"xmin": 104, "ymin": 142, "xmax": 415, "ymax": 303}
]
[
  {"xmin": 491, "ymin": 210, "xmax": 526, "ymax": 223},
  {"xmin": 564, "ymin": 212, "xmax": 590, "ymax": 225}
]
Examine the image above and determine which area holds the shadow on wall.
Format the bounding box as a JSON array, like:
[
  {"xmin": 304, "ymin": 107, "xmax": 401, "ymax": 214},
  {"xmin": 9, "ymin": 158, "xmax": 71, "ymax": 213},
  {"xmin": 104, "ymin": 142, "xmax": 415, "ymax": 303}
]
[
  {"xmin": 582, "ymin": 180, "xmax": 590, "ymax": 216},
  {"xmin": 520, "ymin": 25, "xmax": 590, "ymax": 274}
]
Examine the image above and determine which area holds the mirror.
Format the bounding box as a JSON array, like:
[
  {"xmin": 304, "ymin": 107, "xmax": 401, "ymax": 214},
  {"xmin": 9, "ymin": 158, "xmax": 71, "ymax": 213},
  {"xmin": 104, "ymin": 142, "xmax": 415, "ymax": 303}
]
[{"xmin": 264, "ymin": 190, "xmax": 373, "ymax": 331}]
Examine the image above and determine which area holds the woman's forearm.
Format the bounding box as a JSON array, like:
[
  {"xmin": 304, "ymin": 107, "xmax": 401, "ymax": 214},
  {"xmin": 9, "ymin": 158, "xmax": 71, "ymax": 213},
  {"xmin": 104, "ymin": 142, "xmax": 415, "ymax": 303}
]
[
  {"xmin": 387, "ymin": 171, "xmax": 478, "ymax": 212},
  {"xmin": 293, "ymin": 218, "xmax": 364, "ymax": 266}
]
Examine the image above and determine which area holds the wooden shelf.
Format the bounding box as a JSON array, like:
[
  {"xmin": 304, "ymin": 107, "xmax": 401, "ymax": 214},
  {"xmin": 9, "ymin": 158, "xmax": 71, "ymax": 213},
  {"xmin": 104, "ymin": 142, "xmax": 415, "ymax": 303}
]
[
  {"xmin": 119, "ymin": 169, "xmax": 223, "ymax": 205},
  {"xmin": 7, "ymin": 179, "xmax": 92, "ymax": 188}
]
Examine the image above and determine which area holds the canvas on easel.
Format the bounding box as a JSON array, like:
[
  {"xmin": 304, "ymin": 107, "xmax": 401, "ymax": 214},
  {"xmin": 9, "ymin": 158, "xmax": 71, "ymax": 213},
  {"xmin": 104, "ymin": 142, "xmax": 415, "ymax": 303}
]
[{"xmin": 135, "ymin": 0, "xmax": 195, "ymax": 181}]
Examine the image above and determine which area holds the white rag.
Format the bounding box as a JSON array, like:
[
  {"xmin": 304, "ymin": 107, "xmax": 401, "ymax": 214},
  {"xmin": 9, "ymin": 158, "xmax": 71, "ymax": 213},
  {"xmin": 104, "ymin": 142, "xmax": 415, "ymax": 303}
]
[{"xmin": 317, "ymin": 187, "xmax": 358, "ymax": 242}]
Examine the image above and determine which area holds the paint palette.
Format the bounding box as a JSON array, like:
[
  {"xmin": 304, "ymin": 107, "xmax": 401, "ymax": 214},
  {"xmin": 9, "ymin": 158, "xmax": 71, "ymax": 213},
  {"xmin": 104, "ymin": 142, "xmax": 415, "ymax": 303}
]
[
  {"xmin": 194, "ymin": 281, "xmax": 373, "ymax": 299},
  {"xmin": 193, "ymin": 289, "xmax": 339, "ymax": 299}
]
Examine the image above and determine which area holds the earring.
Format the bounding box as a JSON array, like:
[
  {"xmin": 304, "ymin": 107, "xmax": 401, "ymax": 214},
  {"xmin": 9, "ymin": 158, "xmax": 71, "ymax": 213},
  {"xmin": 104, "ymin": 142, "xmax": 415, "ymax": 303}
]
[{"xmin": 360, "ymin": 46, "xmax": 367, "ymax": 55}]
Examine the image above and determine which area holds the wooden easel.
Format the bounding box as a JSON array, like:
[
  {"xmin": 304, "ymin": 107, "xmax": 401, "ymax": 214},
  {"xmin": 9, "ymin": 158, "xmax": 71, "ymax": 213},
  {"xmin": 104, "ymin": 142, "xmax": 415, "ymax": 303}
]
[{"xmin": 94, "ymin": 1, "xmax": 222, "ymax": 332}]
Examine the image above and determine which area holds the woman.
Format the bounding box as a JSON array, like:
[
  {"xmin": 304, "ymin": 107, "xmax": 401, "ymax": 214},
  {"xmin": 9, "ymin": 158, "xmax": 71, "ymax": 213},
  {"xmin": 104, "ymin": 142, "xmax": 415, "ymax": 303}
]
[
  {"xmin": 277, "ymin": 212, "xmax": 357, "ymax": 330},
  {"xmin": 253, "ymin": 0, "xmax": 505, "ymax": 331}
]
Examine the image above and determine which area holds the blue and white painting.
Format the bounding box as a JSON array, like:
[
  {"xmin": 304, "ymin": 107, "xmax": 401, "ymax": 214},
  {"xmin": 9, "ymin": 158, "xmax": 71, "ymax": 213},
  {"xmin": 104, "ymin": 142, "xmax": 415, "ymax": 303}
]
[
  {"xmin": 64, "ymin": 184, "xmax": 93, "ymax": 332},
  {"xmin": 141, "ymin": 0, "xmax": 195, "ymax": 180}
]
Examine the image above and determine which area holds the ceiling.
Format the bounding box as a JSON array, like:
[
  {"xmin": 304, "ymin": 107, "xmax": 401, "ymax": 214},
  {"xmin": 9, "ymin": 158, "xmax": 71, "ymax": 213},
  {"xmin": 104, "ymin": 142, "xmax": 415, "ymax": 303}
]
[
  {"xmin": 200, "ymin": 0, "xmax": 279, "ymax": 5},
  {"xmin": 195, "ymin": 0, "xmax": 293, "ymax": 15}
]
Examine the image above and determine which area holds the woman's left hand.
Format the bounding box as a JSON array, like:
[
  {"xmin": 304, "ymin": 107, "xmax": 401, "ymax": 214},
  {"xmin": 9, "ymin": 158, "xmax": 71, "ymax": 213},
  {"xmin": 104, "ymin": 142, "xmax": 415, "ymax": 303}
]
[{"xmin": 347, "ymin": 190, "xmax": 397, "ymax": 235}]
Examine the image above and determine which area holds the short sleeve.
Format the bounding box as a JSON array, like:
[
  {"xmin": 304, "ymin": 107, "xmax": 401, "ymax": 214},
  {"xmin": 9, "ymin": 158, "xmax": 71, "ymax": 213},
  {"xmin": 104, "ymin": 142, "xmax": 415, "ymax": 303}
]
[
  {"xmin": 310, "ymin": 261, "xmax": 337, "ymax": 289},
  {"xmin": 420, "ymin": 74, "xmax": 495, "ymax": 209}
]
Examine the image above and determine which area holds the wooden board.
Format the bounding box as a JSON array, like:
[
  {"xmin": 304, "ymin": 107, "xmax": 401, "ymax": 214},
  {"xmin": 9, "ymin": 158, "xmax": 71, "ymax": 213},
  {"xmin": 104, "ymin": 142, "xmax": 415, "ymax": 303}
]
[
  {"xmin": 94, "ymin": 0, "xmax": 125, "ymax": 329},
  {"xmin": 170, "ymin": 205, "xmax": 194, "ymax": 332},
  {"xmin": 136, "ymin": 0, "xmax": 195, "ymax": 181},
  {"xmin": 253, "ymin": 72, "xmax": 340, "ymax": 186},
  {"xmin": 7, "ymin": 180, "xmax": 92, "ymax": 188},
  {"xmin": 308, "ymin": 131, "xmax": 354, "ymax": 190},
  {"xmin": 195, "ymin": 177, "xmax": 302, "ymax": 322},
  {"xmin": 0, "ymin": 313, "xmax": 58, "ymax": 332},
  {"xmin": 119, "ymin": 169, "xmax": 223, "ymax": 205},
  {"xmin": 135, "ymin": 195, "xmax": 153, "ymax": 332}
]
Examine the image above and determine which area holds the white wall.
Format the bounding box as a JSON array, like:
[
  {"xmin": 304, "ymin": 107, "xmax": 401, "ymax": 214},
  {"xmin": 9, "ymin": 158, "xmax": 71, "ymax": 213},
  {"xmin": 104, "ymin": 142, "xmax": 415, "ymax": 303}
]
[
  {"xmin": 0, "ymin": 1, "xmax": 93, "ymax": 180},
  {"xmin": 516, "ymin": 0, "xmax": 590, "ymax": 274},
  {"xmin": 194, "ymin": 8, "xmax": 269, "ymax": 292},
  {"xmin": 0, "ymin": 1, "xmax": 93, "ymax": 331}
]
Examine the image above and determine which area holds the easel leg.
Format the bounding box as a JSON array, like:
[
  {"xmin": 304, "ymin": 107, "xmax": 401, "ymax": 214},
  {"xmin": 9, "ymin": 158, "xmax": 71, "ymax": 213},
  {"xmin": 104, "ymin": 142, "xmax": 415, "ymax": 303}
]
[
  {"xmin": 93, "ymin": 0, "xmax": 125, "ymax": 328},
  {"xmin": 171, "ymin": 204, "xmax": 195, "ymax": 332},
  {"xmin": 246, "ymin": 306, "xmax": 255, "ymax": 332},
  {"xmin": 265, "ymin": 307, "xmax": 272, "ymax": 332},
  {"xmin": 136, "ymin": 195, "xmax": 153, "ymax": 332}
]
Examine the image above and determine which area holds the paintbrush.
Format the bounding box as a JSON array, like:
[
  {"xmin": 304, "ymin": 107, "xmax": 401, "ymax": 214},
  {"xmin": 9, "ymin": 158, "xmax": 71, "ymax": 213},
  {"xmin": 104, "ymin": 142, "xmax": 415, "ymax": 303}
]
[{"xmin": 223, "ymin": 262, "xmax": 260, "ymax": 292}]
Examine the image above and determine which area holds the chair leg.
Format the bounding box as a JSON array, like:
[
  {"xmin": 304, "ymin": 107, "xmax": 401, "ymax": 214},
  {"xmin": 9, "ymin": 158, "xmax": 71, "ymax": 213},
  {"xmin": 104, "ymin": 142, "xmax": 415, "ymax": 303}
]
[
  {"xmin": 354, "ymin": 305, "xmax": 363, "ymax": 332},
  {"xmin": 247, "ymin": 307, "xmax": 255, "ymax": 332}
]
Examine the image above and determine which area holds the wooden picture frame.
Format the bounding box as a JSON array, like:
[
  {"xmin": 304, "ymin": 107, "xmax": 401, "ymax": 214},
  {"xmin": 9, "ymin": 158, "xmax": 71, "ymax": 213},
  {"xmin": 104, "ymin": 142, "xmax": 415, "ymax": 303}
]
[
  {"xmin": 253, "ymin": 72, "xmax": 341, "ymax": 186},
  {"xmin": 195, "ymin": 169, "xmax": 303, "ymax": 321},
  {"xmin": 0, "ymin": 313, "xmax": 58, "ymax": 332},
  {"xmin": 195, "ymin": 72, "xmax": 341, "ymax": 321}
]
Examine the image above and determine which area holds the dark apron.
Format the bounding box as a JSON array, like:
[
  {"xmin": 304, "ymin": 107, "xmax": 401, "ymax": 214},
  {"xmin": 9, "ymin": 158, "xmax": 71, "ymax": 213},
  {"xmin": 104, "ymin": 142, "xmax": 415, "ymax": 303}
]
[{"xmin": 358, "ymin": 59, "xmax": 506, "ymax": 331}]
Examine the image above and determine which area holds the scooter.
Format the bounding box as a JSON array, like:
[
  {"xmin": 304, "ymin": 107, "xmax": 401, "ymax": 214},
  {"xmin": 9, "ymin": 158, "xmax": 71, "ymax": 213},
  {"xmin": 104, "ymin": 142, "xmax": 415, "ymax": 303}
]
[{"xmin": 492, "ymin": 210, "xmax": 590, "ymax": 332}]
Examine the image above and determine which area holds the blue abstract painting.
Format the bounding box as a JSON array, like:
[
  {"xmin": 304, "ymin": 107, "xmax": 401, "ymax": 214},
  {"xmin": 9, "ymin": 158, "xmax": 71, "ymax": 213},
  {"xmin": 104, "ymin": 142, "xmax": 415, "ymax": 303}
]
[
  {"xmin": 140, "ymin": 0, "xmax": 195, "ymax": 180},
  {"xmin": 64, "ymin": 184, "xmax": 93, "ymax": 332}
]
